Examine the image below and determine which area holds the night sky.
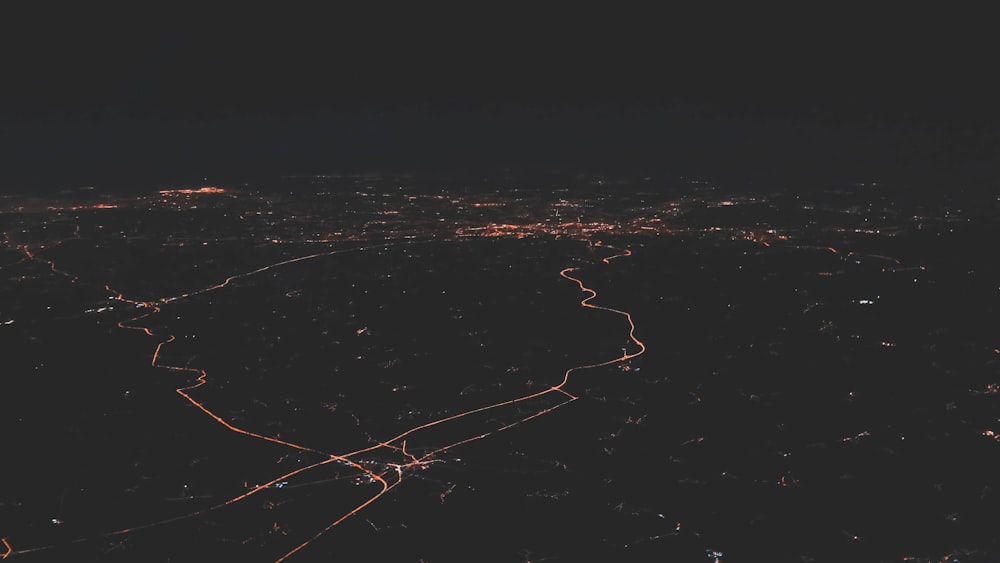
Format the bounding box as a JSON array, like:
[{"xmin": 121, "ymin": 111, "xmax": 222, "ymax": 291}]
[{"xmin": 1, "ymin": 7, "xmax": 997, "ymax": 192}]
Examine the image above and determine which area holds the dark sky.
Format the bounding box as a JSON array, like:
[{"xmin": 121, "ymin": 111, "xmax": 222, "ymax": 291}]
[{"xmin": 1, "ymin": 7, "xmax": 997, "ymax": 192}]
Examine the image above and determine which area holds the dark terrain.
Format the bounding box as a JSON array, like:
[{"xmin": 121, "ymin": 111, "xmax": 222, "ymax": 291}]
[{"xmin": 2, "ymin": 173, "xmax": 1000, "ymax": 562}]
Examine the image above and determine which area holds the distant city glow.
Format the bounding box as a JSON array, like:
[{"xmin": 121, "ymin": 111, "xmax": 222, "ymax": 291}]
[{"xmin": 158, "ymin": 186, "xmax": 226, "ymax": 196}]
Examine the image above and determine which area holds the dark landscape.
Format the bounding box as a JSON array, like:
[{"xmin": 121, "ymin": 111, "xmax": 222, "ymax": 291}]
[
  {"xmin": 1, "ymin": 174, "xmax": 999, "ymax": 561},
  {"xmin": 3, "ymin": 8, "xmax": 1000, "ymax": 562}
]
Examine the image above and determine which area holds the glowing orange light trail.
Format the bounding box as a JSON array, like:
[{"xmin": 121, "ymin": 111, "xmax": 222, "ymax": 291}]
[
  {"xmin": 273, "ymin": 478, "xmax": 394, "ymax": 563},
  {"xmin": 0, "ymin": 458, "xmax": 366, "ymax": 559},
  {"xmin": 158, "ymin": 244, "xmax": 388, "ymax": 304},
  {"xmin": 3, "ymin": 441, "xmax": 383, "ymax": 559},
  {"xmin": 559, "ymin": 267, "xmax": 646, "ymax": 362},
  {"xmin": 344, "ymin": 385, "xmax": 573, "ymax": 459},
  {"xmin": 102, "ymin": 458, "xmax": 340, "ymax": 537},
  {"xmin": 417, "ymin": 396, "xmax": 577, "ymax": 463},
  {"xmin": 602, "ymin": 247, "xmax": 632, "ymax": 263},
  {"xmin": 2, "ymin": 537, "xmax": 11, "ymax": 560},
  {"xmin": 19, "ymin": 245, "xmax": 78, "ymax": 282}
]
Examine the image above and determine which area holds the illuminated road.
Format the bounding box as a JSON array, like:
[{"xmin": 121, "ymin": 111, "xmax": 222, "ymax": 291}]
[
  {"xmin": 18, "ymin": 244, "xmax": 78, "ymax": 283},
  {"xmin": 3, "ymin": 239, "xmax": 647, "ymax": 562}
]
